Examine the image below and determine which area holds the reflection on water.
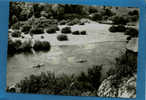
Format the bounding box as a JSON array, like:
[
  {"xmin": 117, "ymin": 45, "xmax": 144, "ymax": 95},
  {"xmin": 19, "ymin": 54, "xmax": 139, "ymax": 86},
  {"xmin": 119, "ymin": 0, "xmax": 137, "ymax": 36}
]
[{"xmin": 7, "ymin": 41, "xmax": 127, "ymax": 86}]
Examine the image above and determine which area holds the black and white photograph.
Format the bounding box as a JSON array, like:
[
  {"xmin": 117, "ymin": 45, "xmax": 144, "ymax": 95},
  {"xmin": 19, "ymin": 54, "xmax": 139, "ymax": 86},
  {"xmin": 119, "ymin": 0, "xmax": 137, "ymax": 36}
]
[{"xmin": 7, "ymin": 1, "xmax": 139, "ymax": 98}]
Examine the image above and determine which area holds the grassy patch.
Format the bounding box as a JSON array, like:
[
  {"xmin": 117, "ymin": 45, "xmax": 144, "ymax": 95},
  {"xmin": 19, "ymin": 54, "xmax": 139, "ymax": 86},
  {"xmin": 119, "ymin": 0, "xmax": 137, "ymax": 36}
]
[{"xmin": 7, "ymin": 65, "xmax": 102, "ymax": 96}]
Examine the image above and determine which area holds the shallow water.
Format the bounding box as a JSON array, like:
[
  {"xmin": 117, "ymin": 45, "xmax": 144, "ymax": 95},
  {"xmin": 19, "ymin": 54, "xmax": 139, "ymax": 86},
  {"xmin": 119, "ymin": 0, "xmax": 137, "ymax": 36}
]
[{"xmin": 7, "ymin": 23, "xmax": 128, "ymax": 86}]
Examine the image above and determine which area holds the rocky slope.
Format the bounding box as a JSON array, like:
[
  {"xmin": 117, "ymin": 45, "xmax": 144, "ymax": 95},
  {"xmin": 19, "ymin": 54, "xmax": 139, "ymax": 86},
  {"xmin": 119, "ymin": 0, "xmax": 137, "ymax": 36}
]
[{"xmin": 97, "ymin": 74, "xmax": 136, "ymax": 98}]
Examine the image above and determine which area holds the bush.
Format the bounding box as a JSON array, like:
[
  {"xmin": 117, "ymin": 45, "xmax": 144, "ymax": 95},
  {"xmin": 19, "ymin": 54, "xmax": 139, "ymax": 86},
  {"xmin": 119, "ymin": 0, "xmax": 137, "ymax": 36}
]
[
  {"xmin": 21, "ymin": 25, "xmax": 31, "ymax": 34},
  {"xmin": 57, "ymin": 34, "xmax": 68, "ymax": 41},
  {"xmin": 67, "ymin": 18, "xmax": 80, "ymax": 26},
  {"xmin": 128, "ymin": 10, "xmax": 139, "ymax": 16},
  {"xmin": 7, "ymin": 65, "xmax": 102, "ymax": 96},
  {"xmin": 8, "ymin": 39, "xmax": 22, "ymax": 55},
  {"xmin": 46, "ymin": 28, "xmax": 56, "ymax": 34},
  {"xmin": 20, "ymin": 40, "xmax": 32, "ymax": 52},
  {"xmin": 30, "ymin": 28, "xmax": 44, "ymax": 35},
  {"xmin": 125, "ymin": 28, "xmax": 138, "ymax": 37},
  {"xmin": 11, "ymin": 22, "xmax": 21, "ymax": 30},
  {"xmin": 80, "ymin": 31, "xmax": 87, "ymax": 35},
  {"xmin": 109, "ymin": 25, "xmax": 126, "ymax": 32},
  {"xmin": 112, "ymin": 16, "xmax": 129, "ymax": 25},
  {"xmin": 61, "ymin": 27, "xmax": 71, "ymax": 34},
  {"xmin": 59, "ymin": 20, "xmax": 67, "ymax": 25},
  {"xmin": 11, "ymin": 30, "xmax": 21, "ymax": 38},
  {"xmin": 33, "ymin": 41, "xmax": 51, "ymax": 51},
  {"xmin": 90, "ymin": 13, "xmax": 103, "ymax": 21},
  {"xmin": 106, "ymin": 50, "xmax": 137, "ymax": 87},
  {"xmin": 72, "ymin": 31, "xmax": 80, "ymax": 35}
]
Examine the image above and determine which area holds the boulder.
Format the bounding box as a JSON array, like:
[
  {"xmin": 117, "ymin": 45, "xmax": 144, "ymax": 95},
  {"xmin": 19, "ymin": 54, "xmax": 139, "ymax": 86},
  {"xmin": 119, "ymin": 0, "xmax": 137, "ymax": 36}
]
[{"xmin": 126, "ymin": 38, "xmax": 138, "ymax": 53}]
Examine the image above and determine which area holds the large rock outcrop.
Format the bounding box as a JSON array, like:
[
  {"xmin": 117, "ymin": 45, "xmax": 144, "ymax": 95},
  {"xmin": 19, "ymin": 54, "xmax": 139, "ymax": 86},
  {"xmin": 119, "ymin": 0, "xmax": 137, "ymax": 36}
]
[{"xmin": 97, "ymin": 74, "xmax": 136, "ymax": 98}]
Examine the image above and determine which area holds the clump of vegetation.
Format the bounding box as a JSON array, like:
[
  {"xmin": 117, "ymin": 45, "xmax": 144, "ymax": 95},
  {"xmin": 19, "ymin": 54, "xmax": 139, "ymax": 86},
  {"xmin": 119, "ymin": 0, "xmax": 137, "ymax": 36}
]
[
  {"xmin": 21, "ymin": 24, "xmax": 32, "ymax": 34},
  {"xmin": 11, "ymin": 22, "xmax": 21, "ymax": 30},
  {"xmin": 72, "ymin": 30, "xmax": 87, "ymax": 35},
  {"xmin": 30, "ymin": 28, "xmax": 44, "ymax": 34},
  {"xmin": 106, "ymin": 50, "xmax": 137, "ymax": 87},
  {"xmin": 80, "ymin": 31, "xmax": 87, "ymax": 35},
  {"xmin": 125, "ymin": 28, "xmax": 138, "ymax": 37},
  {"xmin": 72, "ymin": 31, "xmax": 80, "ymax": 35},
  {"xmin": 61, "ymin": 27, "xmax": 72, "ymax": 34},
  {"xmin": 46, "ymin": 28, "xmax": 56, "ymax": 34},
  {"xmin": 109, "ymin": 25, "xmax": 126, "ymax": 32},
  {"xmin": 7, "ymin": 39, "xmax": 22, "ymax": 55},
  {"xmin": 59, "ymin": 20, "xmax": 67, "ymax": 25},
  {"xmin": 128, "ymin": 10, "xmax": 139, "ymax": 16},
  {"xmin": 112, "ymin": 16, "xmax": 129, "ymax": 25},
  {"xmin": 90, "ymin": 13, "xmax": 103, "ymax": 21},
  {"xmin": 7, "ymin": 65, "xmax": 102, "ymax": 96},
  {"xmin": 33, "ymin": 40, "xmax": 51, "ymax": 51},
  {"xmin": 11, "ymin": 30, "xmax": 22, "ymax": 38},
  {"xmin": 67, "ymin": 18, "xmax": 80, "ymax": 26},
  {"xmin": 57, "ymin": 34, "xmax": 68, "ymax": 41}
]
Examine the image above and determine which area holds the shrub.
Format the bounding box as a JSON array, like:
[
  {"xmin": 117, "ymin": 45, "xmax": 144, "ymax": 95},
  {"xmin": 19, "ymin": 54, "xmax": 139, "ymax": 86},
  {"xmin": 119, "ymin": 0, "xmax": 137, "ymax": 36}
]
[
  {"xmin": 20, "ymin": 40, "xmax": 32, "ymax": 52},
  {"xmin": 33, "ymin": 41, "xmax": 51, "ymax": 51},
  {"xmin": 90, "ymin": 13, "xmax": 103, "ymax": 21},
  {"xmin": 18, "ymin": 10, "xmax": 28, "ymax": 21},
  {"xmin": 80, "ymin": 31, "xmax": 87, "ymax": 35},
  {"xmin": 7, "ymin": 65, "xmax": 102, "ymax": 96},
  {"xmin": 59, "ymin": 20, "xmax": 67, "ymax": 25},
  {"xmin": 128, "ymin": 10, "xmax": 139, "ymax": 16},
  {"xmin": 11, "ymin": 30, "xmax": 21, "ymax": 38},
  {"xmin": 112, "ymin": 16, "xmax": 129, "ymax": 25},
  {"xmin": 10, "ymin": 15, "xmax": 18, "ymax": 26},
  {"xmin": 125, "ymin": 28, "xmax": 138, "ymax": 37},
  {"xmin": 46, "ymin": 25, "xmax": 60, "ymax": 34},
  {"xmin": 30, "ymin": 28, "xmax": 44, "ymax": 35},
  {"xmin": 46, "ymin": 28, "xmax": 56, "ymax": 34},
  {"xmin": 67, "ymin": 18, "xmax": 80, "ymax": 26},
  {"xmin": 8, "ymin": 39, "xmax": 22, "ymax": 55},
  {"xmin": 106, "ymin": 50, "xmax": 137, "ymax": 87},
  {"xmin": 21, "ymin": 25, "xmax": 31, "ymax": 34},
  {"xmin": 109, "ymin": 25, "xmax": 126, "ymax": 32},
  {"xmin": 72, "ymin": 31, "xmax": 80, "ymax": 35},
  {"xmin": 11, "ymin": 22, "xmax": 20, "ymax": 30},
  {"xmin": 57, "ymin": 34, "xmax": 68, "ymax": 41},
  {"xmin": 61, "ymin": 27, "xmax": 71, "ymax": 34}
]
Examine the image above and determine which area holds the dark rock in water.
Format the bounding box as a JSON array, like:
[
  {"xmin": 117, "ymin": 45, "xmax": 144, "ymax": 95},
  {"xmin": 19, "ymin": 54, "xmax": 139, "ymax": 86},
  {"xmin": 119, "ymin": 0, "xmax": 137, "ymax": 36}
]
[
  {"xmin": 80, "ymin": 31, "xmax": 87, "ymax": 35},
  {"xmin": 41, "ymin": 35, "xmax": 44, "ymax": 39},
  {"xmin": 76, "ymin": 59, "xmax": 87, "ymax": 63},
  {"xmin": 33, "ymin": 63, "xmax": 44, "ymax": 69},
  {"xmin": 61, "ymin": 27, "xmax": 71, "ymax": 34},
  {"xmin": 72, "ymin": 31, "xmax": 80, "ymax": 35},
  {"xmin": 79, "ymin": 22, "xmax": 85, "ymax": 25},
  {"xmin": 57, "ymin": 34, "xmax": 68, "ymax": 41}
]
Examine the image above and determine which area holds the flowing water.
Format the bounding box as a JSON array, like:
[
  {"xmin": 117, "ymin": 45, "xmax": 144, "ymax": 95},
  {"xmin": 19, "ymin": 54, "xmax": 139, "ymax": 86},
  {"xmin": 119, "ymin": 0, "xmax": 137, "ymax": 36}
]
[{"xmin": 7, "ymin": 23, "xmax": 128, "ymax": 86}]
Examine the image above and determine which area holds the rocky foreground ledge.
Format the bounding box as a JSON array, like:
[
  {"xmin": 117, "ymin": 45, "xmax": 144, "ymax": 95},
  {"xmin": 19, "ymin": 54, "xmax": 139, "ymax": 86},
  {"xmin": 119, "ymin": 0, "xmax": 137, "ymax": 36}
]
[{"xmin": 97, "ymin": 37, "xmax": 138, "ymax": 98}]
